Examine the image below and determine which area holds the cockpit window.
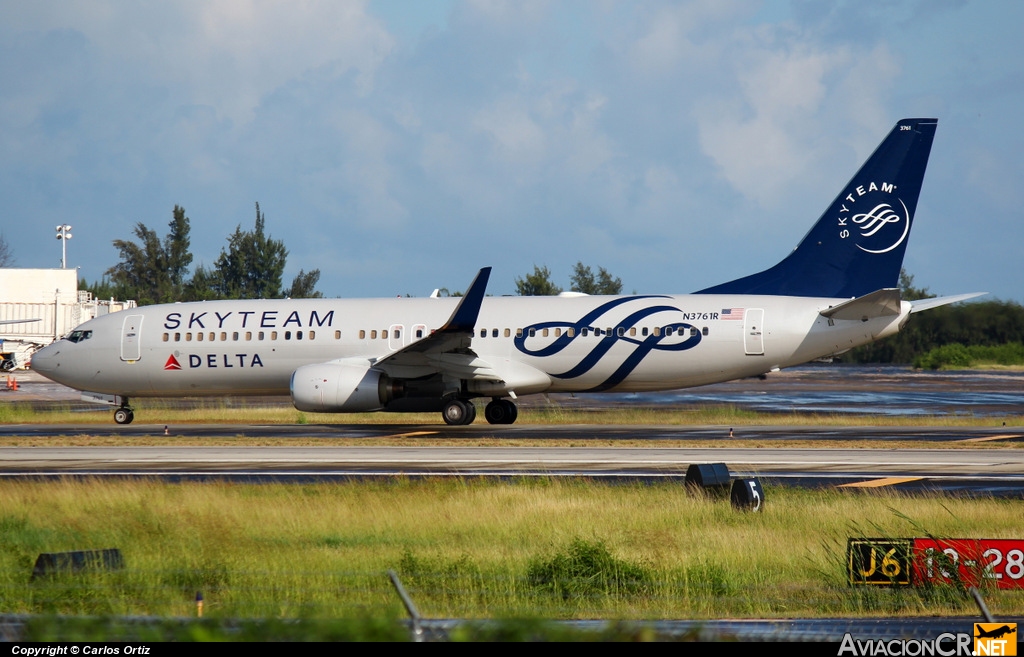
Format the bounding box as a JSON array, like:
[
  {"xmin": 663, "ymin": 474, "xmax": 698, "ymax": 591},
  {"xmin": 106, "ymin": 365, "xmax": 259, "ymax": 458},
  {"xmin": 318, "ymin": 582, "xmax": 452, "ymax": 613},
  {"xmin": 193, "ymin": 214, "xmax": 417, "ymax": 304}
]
[{"xmin": 66, "ymin": 330, "xmax": 93, "ymax": 343}]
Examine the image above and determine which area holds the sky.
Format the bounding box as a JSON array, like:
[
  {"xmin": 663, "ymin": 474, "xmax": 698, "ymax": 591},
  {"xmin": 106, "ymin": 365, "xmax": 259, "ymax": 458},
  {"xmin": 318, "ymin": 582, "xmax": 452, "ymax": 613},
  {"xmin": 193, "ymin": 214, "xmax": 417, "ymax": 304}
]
[{"xmin": 1, "ymin": 0, "xmax": 1021, "ymax": 301}]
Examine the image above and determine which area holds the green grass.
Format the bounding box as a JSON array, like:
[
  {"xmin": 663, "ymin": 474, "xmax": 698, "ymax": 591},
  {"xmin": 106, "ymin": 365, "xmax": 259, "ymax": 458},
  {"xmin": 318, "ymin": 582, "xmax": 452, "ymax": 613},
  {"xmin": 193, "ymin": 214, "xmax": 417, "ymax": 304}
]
[{"xmin": 1, "ymin": 478, "xmax": 1022, "ymax": 622}]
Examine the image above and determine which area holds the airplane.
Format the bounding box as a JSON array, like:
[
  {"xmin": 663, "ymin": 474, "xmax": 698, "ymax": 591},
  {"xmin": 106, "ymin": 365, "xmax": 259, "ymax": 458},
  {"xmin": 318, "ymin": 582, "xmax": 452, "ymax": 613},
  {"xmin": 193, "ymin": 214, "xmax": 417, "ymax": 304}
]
[
  {"xmin": 975, "ymin": 625, "xmax": 1016, "ymax": 640},
  {"xmin": 31, "ymin": 118, "xmax": 983, "ymax": 426}
]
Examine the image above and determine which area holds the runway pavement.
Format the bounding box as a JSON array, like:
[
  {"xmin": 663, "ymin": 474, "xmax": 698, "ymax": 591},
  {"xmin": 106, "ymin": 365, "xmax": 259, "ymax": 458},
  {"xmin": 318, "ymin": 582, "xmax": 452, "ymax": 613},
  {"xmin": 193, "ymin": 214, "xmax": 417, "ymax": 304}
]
[{"xmin": 1, "ymin": 437, "xmax": 1022, "ymax": 495}]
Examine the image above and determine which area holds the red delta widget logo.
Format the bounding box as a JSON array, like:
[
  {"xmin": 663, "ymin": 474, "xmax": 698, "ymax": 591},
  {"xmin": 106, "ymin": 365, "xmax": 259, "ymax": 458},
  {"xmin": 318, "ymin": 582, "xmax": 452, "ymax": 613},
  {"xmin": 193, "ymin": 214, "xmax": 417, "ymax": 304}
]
[{"xmin": 164, "ymin": 354, "xmax": 264, "ymax": 370}]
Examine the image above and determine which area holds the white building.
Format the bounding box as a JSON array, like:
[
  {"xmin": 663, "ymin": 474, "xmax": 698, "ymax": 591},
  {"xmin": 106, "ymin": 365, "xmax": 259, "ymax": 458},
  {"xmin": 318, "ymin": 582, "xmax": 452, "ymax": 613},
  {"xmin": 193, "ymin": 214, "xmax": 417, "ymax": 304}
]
[{"xmin": 0, "ymin": 268, "xmax": 136, "ymax": 370}]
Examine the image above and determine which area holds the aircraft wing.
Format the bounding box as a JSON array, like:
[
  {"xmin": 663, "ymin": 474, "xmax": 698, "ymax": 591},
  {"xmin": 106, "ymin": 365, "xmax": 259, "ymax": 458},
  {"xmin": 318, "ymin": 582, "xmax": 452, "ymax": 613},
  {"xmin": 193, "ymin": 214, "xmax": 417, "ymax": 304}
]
[
  {"xmin": 373, "ymin": 267, "xmax": 502, "ymax": 381},
  {"xmin": 0, "ymin": 318, "xmax": 41, "ymax": 326}
]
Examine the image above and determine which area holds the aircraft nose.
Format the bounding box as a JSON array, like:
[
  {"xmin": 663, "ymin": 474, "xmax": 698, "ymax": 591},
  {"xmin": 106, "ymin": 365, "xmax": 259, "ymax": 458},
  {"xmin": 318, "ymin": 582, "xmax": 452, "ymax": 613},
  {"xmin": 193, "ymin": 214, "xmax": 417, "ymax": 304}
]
[{"xmin": 31, "ymin": 343, "xmax": 61, "ymax": 377}]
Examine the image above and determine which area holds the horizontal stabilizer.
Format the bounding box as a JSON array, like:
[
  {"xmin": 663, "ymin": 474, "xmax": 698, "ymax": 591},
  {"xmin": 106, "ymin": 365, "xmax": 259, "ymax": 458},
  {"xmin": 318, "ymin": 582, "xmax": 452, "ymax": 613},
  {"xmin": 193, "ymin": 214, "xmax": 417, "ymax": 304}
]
[
  {"xmin": 819, "ymin": 289, "xmax": 902, "ymax": 321},
  {"xmin": 910, "ymin": 292, "xmax": 987, "ymax": 314}
]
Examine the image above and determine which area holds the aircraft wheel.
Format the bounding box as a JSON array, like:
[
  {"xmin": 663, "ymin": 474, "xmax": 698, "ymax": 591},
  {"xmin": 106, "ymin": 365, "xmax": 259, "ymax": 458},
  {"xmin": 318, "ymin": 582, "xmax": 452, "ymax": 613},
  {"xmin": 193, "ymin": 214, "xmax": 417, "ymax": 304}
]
[
  {"xmin": 114, "ymin": 408, "xmax": 134, "ymax": 425},
  {"xmin": 502, "ymin": 400, "xmax": 518, "ymax": 424},
  {"xmin": 485, "ymin": 399, "xmax": 518, "ymax": 424},
  {"xmin": 442, "ymin": 399, "xmax": 473, "ymax": 426}
]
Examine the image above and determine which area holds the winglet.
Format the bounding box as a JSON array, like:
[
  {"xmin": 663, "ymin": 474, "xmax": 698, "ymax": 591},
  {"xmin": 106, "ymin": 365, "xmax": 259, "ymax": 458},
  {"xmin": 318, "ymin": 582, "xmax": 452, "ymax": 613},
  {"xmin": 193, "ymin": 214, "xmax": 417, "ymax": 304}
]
[{"xmin": 441, "ymin": 267, "xmax": 491, "ymax": 332}]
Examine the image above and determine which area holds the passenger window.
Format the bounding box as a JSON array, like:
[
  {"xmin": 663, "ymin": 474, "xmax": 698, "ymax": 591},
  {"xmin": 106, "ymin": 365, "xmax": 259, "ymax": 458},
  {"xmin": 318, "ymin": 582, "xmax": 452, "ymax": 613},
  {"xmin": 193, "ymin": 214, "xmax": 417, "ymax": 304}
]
[
  {"xmin": 246, "ymin": 331, "xmax": 252, "ymax": 341},
  {"xmin": 629, "ymin": 328, "xmax": 636, "ymax": 337},
  {"xmin": 617, "ymin": 327, "xmax": 625, "ymax": 337},
  {"xmin": 271, "ymin": 331, "xmax": 278, "ymax": 340},
  {"xmin": 162, "ymin": 333, "xmax": 169, "ymax": 342},
  {"xmin": 197, "ymin": 332, "xmax": 204, "ymax": 342},
  {"xmin": 492, "ymin": 329, "xmax": 498, "ymax": 338},
  {"xmin": 209, "ymin": 332, "xmax": 215, "ymax": 341},
  {"xmin": 308, "ymin": 331, "xmax": 315, "ymax": 340},
  {"xmin": 416, "ymin": 328, "xmax": 424, "ymax": 338},
  {"xmin": 582, "ymin": 328, "xmax": 589, "ymax": 336},
  {"xmin": 554, "ymin": 328, "xmax": 561, "ymax": 337},
  {"xmin": 232, "ymin": 332, "xmax": 239, "ymax": 341},
  {"xmin": 371, "ymin": 330, "xmax": 377, "ymax": 339},
  {"xmin": 529, "ymin": 328, "xmax": 536, "ymax": 337},
  {"xmin": 702, "ymin": 327, "xmax": 709, "ymax": 336},
  {"xmin": 285, "ymin": 331, "xmax": 292, "ymax": 340},
  {"xmin": 297, "ymin": 331, "xmax": 304, "ymax": 340},
  {"xmin": 691, "ymin": 327, "xmax": 698, "ymax": 336},
  {"xmin": 642, "ymin": 327, "xmax": 648, "ymax": 336},
  {"xmin": 258, "ymin": 331, "xmax": 265, "ymax": 340},
  {"xmin": 678, "ymin": 328, "xmax": 685, "ymax": 336},
  {"xmin": 504, "ymin": 328, "xmax": 510, "ymax": 338},
  {"xmin": 653, "ymin": 327, "xmax": 660, "ymax": 337},
  {"xmin": 566, "ymin": 328, "xmax": 574, "ymax": 337},
  {"xmin": 516, "ymin": 328, "xmax": 523, "ymax": 338},
  {"xmin": 186, "ymin": 333, "xmax": 193, "ymax": 342},
  {"xmin": 175, "ymin": 332, "xmax": 181, "ymax": 342},
  {"xmin": 221, "ymin": 332, "xmax": 228, "ymax": 341},
  {"xmin": 542, "ymin": 328, "xmax": 549, "ymax": 337}
]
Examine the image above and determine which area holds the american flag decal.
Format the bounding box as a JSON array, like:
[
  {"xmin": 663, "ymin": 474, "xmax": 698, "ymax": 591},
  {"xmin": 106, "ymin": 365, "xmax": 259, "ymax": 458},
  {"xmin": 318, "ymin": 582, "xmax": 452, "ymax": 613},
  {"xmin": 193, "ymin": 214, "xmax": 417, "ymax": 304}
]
[{"xmin": 721, "ymin": 308, "xmax": 745, "ymax": 320}]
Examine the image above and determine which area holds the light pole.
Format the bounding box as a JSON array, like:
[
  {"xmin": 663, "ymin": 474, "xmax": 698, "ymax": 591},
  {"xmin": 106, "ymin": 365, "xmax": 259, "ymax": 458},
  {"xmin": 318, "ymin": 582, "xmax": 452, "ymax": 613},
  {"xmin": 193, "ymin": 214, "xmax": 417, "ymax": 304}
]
[{"xmin": 56, "ymin": 224, "xmax": 72, "ymax": 268}]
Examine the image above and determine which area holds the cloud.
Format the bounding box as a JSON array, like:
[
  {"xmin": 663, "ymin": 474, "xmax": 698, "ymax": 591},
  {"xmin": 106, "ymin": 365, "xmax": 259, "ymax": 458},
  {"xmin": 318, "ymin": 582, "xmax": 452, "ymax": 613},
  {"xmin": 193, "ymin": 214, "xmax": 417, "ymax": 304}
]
[
  {"xmin": 692, "ymin": 28, "xmax": 899, "ymax": 209},
  {"xmin": 5, "ymin": 1, "xmax": 395, "ymax": 125}
]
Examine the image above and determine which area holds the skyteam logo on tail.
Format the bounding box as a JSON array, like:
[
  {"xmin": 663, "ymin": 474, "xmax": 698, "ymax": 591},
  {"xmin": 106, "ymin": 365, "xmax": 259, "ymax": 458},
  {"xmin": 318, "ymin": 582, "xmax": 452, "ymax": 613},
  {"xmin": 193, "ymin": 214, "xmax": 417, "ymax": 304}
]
[{"xmin": 837, "ymin": 181, "xmax": 910, "ymax": 254}]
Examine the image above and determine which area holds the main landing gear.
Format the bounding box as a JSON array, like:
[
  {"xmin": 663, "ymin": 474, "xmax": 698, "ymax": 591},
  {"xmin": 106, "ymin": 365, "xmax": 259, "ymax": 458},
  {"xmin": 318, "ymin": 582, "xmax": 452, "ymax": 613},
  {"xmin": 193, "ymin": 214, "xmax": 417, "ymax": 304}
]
[
  {"xmin": 113, "ymin": 398, "xmax": 135, "ymax": 425},
  {"xmin": 484, "ymin": 398, "xmax": 517, "ymax": 425},
  {"xmin": 440, "ymin": 397, "xmax": 518, "ymax": 426}
]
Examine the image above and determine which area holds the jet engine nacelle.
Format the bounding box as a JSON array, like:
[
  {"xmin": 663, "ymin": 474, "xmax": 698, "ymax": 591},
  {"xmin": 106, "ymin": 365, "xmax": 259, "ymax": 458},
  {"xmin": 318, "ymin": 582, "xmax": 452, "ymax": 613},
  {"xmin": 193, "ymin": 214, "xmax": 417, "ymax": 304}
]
[{"xmin": 290, "ymin": 361, "xmax": 397, "ymax": 412}]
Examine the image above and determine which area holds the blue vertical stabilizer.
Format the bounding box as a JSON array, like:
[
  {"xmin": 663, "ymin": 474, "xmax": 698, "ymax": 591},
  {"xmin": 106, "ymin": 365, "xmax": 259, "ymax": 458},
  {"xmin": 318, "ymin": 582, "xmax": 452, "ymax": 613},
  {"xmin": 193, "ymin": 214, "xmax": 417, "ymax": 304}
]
[{"xmin": 695, "ymin": 118, "xmax": 937, "ymax": 298}]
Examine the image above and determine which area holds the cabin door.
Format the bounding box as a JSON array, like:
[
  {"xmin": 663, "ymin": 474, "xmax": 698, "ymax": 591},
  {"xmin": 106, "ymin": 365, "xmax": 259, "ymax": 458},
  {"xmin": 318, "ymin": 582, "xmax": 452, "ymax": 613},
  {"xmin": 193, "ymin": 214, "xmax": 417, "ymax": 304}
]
[
  {"xmin": 120, "ymin": 314, "xmax": 144, "ymax": 362},
  {"xmin": 744, "ymin": 308, "xmax": 764, "ymax": 356}
]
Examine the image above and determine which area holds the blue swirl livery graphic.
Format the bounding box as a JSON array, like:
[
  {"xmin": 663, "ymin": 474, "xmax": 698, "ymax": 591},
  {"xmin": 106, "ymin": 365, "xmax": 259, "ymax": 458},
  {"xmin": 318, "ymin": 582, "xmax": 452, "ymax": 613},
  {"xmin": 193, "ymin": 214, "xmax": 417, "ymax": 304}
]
[{"xmin": 513, "ymin": 296, "xmax": 702, "ymax": 392}]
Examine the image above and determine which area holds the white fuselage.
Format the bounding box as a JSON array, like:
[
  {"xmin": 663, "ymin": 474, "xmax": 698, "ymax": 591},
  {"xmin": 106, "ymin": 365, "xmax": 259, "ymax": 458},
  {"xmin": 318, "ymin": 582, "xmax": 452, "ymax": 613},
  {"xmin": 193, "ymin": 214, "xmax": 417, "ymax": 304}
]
[{"xmin": 32, "ymin": 292, "xmax": 909, "ymax": 399}]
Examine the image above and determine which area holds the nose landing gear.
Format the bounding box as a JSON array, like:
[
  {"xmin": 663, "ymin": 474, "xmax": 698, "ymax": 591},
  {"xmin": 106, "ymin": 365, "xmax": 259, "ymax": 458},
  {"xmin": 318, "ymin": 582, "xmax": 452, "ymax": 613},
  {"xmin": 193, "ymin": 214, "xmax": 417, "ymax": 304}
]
[{"xmin": 113, "ymin": 399, "xmax": 135, "ymax": 425}]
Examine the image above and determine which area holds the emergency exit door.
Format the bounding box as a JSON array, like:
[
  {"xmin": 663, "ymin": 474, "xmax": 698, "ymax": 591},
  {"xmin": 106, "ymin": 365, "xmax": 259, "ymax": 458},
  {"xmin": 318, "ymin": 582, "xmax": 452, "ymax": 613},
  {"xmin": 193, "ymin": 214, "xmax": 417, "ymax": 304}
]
[
  {"xmin": 120, "ymin": 314, "xmax": 144, "ymax": 362},
  {"xmin": 744, "ymin": 308, "xmax": 764, "ymax": 355}
]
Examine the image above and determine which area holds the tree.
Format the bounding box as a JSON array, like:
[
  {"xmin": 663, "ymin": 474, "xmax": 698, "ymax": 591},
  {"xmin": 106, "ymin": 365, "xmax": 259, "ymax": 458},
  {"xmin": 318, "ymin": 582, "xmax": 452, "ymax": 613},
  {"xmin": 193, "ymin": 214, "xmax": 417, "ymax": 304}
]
[
  {"xmin": 210, "ymin": 202, "xmax": 288, "ymax": 299},
  {"xmin": 287, "ymin": 268, "xmax": 323, "ymax": 298},
  {"xmin": 182, "ymin": 264, "xmax": 220, "ymax": 302},
  {"xmin": 105, "ymin": 206, "xmax": 194, "ymax": 305},
  {"xmin": 0, "ymin": 233, "xmax": 13, "ymax": 267},
  {"xmin": 570, "ymin": 262, "xmax": 622, "ymax": 295},
  {"xmin": 899, "ymin": 268, "xmax": 933, "ymax": 301},
  {"xmin": 515, "ymin": 265, "xmax": 562, "ymax": 296}
]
